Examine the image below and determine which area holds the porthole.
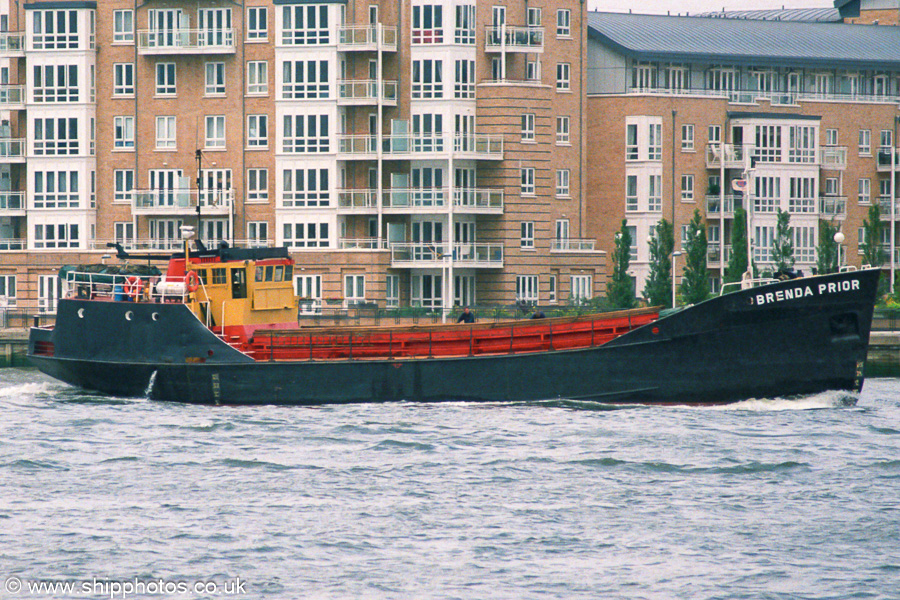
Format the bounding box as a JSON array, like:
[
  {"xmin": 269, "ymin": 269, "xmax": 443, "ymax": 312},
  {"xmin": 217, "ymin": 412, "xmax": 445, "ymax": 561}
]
[
  {"xmin": 125, "ymin": 311, "xmax": 134, "ymax": 321},
  {"xmin": 152, "ymin": 312, "xmax": 160, "ymax": 322},
  {"xmin": 77, "ymin": 308, "xmax": 84, "ymax": 318}
]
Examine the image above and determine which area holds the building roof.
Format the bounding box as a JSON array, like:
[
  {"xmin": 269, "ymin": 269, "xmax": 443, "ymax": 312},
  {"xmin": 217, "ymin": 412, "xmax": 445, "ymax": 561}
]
[
  {"xmin": 587, "ymin": 11, "xmax": 900, "ymax": 69},
  {"xmin": 695, "ymin": 8, "xmax": 842, "ymax": 22}
]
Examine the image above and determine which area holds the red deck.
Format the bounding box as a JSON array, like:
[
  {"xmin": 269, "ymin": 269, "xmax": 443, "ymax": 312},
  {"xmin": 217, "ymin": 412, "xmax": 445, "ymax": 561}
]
[{"xmin": 233, "ymin": 308, "xmax": 659, "ymax": 362}]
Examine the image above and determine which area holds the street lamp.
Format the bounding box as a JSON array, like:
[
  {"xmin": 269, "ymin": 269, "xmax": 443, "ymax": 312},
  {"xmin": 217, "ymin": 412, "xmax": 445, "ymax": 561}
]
[
  {"xmin": 834, "ymin": 231, "xmax": 845, "ymax": 272},
  {"xmin": 672, "ymin": 250, "xmax": 684, "ymax": 308}
]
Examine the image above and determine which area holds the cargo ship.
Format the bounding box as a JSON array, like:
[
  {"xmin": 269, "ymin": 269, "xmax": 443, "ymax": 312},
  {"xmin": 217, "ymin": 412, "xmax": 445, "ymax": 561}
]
[{"xmin": 27, "ymin": 241, "xmax": 880, "ymax": 405}]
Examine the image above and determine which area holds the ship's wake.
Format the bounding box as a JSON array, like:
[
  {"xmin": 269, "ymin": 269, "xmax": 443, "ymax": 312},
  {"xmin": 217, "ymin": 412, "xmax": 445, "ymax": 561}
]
[{"xmin": 713, "ymin": 389, "xmax": 859, "ymax": 411}]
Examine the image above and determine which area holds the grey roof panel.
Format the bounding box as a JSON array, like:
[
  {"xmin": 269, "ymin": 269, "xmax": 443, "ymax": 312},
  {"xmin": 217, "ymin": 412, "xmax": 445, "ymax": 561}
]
[
  {"xmin": 695, "ymin": 8, "xmax": 842, "ymax": 22},
  {"xmin": 587, "ymin": 11, "xmax": 900, "ymax": 69}
]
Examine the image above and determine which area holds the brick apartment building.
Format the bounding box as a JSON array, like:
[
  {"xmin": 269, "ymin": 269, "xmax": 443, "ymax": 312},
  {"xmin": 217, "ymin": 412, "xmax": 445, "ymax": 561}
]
[{"xmin": 2, "ymin": 0, "xmax": 900, "ymax": 315}]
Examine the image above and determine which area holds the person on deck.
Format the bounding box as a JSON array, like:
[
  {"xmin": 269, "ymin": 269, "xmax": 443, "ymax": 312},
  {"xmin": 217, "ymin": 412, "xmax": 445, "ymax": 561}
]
[{"xmin": 457, "ymin": 306, "xmax": 476, "ymax": 323}]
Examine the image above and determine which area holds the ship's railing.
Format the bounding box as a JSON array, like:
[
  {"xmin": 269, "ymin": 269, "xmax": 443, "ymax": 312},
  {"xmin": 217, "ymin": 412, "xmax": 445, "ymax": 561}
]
[
  {"xmin": 719, "ymin": 277, "xmax": 780, "ymax": 296},
  {"xmin": 61, "ymin": 271, "xmax": 191, "ymax": 304}
]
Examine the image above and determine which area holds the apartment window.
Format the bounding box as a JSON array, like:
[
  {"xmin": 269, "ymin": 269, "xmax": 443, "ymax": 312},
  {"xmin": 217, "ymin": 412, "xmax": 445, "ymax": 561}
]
[
  {"xmin": 681, "ymin": 174, "xmax": 694, "ymax": 201},
  {"xmin": 826, "ymin": 128, "xmax": 839, "ymax": 146},
  {"xmin": 247, "ymin": 222, "xmax": 269, "ymax": 247},
  {"xmin": 205, "ymin": 62, "xmax": 225, "ymax": 95},
  {"xmin": 284, "ymin": 222, "xmax": 329, "ymax": 248},
  {"xmin": 626, "ymin": 124, "xmax": 638, "ymax": 160},
  {"xmin": 114, "ymin": 222, "xmax": 134, "ymax": 249},
  {"xmin": 516, "ymin": 275, "xmax": 539, "ymax": 303},
  {"xmin": 556, "ymin": 63, "xmax": 571, "ymax": 91},
  {"xmin": 789, "ymin": 177, "xmax": 816, "ymax": 213},
  {"xmin": 859, "ymin": 129, "xmax": 871, "ymax": 155},
  {"xmin": 571, "ymin": 275, "xmax": 592, "ymax": 301},
  {"xmin": 649, "ymin": 123, "xmax": 662, "ymax": 160},
  {"xmin": 386, "ymin": 275, "xmax": 400, "ymax": 308},
  {"xmin": 0, "ymin": 275, "xmax": 17, "ymax": 306},
  {"xmin": 709, "ymin": 125, "xmax": 721, "ymax": 144},
  {"xmin": 283, "ymin": 168, "xmax": 329, "ymax": 207},
  {"xmin": 344, "ymin": 275, "xmax": 366, "ymax": 304},
  {"xmin": 491, "ymin": 58, "xmax": 502, "ymax": 81},
  {"xmin": 34, "ymin": 171, "xmax": 79, "ymax": 208},
  {"xmin": 247, "ymin": 168, "xmax": 269, "ymax": 202},
  {"xmin": 412, "ymin": 5, "xmax": 443, "ymax": 44},
  {"xmin": 681, "ymin": 124, "xmax": 695, "ymax": 151},
  {"xmin": 754, "ymin": 176, "xmax": 780, "ymax": 212},
  {"xmin": 282, "ymin": 60, "xmax": 329, "ymax": 99},
  {"xmin": 556, "ymin": 169, "xmax": 570, "ymax": 197},
  {"xmin": 114, "ymin": 116, "xmax": 134, "ymax": 149},
  {"xmin": 665, "ymin": 65, "xmax": 687, "ymax": 91},
  {"xmin": 34, "ymin": 223, "xmax": 79, "ymax": 249},
  {"xmin": 156, "ymin": 116, "xmax": 176, "ymax": 149},
  {"xmin": 880, "ymin": 179, "xmax": 892, "ymax": 200},
  {"xmin": 858, "ymin": 178, "xmax": 871, "ymax": 204},
  {"xmin": 526, "ymin": 60, "xmax": 541, "ymax": 82},
  {"xmin": 649, "ymin": 174, "xmax": 662, "ymax": 211},
  {"xmin": 205, "ymin": 116, "xmax": 226, "ymax": 149},
  {"xmin": 454, "ymin": 59, "xmax": 475, "ymax": 99},
  {"xmin": 556, "ymin": 9, "xmax": 571, "ymax": 37},
  {"xmin": 880, "ymin": 129, "xmax": 893, "ymax": 151},
  {"xmin": 33, "ymin": 117, "xmax": 78, "ymax": 155},
  {"xmin": 113, "ymin": 63, "xmax": 134, "ymax": 96},
  {"xmin": 755, "ymin": 125, "xmax": 782, "ymax": 162},
  {"xmin": 114, "ymin": 169, "xmax": 134, "ymax": 203},
  {"xmin": 282, "ymin": 5, "xmax": 329, "ymax": 45},
  {"xmin": 527, "ymin": 7, "xmax": 542, "ymax": 27},
  {"xmin": 283, "ymin": 114, "xmax": 329, "ymax": 153},
  {"xmin": 155, "ymin": 63, "xmax": 176, "ymax": 96},
  {"xmin": 33, "ymin": 64, "xmax": 78, "ymax": 102},
  {"xmin": 521, "ymin": 222, "xmax": 535, "ymax": 248},
  {"xmin": 247, "ymin": 6, "xmax": 268, "ymax": 40},
  {"xmin": 626, "ymin": 175, "xmax": 638, "ymax": 211},
  {"xmin": 113, "ymin": 10, "xmax": 134, "ymax": 43},
  {"xmin": 32, "ymin": 9, "xmax": 78, "ymax": 50},
  {"xmin": 521, "ymin": 167, "xmax": 535, "ymax": 196},
  {"xmin": 247, "ymin": 115, "xmax": 268, "ymax": 148},
  {"xmin": 454, "ymin": 5, "xmax": 475, "ymax": 44},
  {"xmin": 548, "ymin": 275, "xmax": 557, "ymax": 303},
  {"xmin": 521, "ymin": 113, "xmax": 535, "ymax": 142},
  {"xmin": 789, "ymin": 125, "xmax": 816, "ymax": 163},
  {"xmin": 412, "ymin": 59, "xmax": 443, "ymax": 99},
  {"xmin": 557, "ymin": 116, "xmax": 570, "ymax": 145},
  {"xmin": 247, "ymin": 61, "xmax": 268, "ymax": 95}
]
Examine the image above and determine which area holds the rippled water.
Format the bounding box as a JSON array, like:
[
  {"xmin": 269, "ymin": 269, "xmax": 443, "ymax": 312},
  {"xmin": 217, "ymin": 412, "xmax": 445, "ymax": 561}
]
[{"xmin": 2, "ymin": 368, "xmax": 899, "ymax": 600}]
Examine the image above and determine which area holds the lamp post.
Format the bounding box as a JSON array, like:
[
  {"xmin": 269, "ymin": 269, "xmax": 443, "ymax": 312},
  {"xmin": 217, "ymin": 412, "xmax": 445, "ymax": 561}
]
[
  {"xmin": 834, "ymin": 231, "xmax": 845, "ymax": 272},
  {"xmin": 672, "ymin": 250, "xmax": 683, "ymax": 308}
]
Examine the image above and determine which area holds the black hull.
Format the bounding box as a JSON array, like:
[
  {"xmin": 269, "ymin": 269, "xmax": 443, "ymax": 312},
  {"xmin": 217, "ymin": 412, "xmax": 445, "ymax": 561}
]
[{"xmin": 28, "ymin": 270, "xmax": 879, "ymax": 406}]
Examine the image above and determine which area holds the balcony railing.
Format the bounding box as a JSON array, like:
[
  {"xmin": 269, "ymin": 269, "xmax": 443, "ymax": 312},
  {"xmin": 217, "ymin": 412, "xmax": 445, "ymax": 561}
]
[
  {"xmin": 706, "ymin": 144, "xmax": 747, "ymax": 169},
  {"xmin": 137, "ymin": 28, "xmax": 236, "ymax": 54},
  {"xmin": 390, "ymin": 243, "xmax": 503, "ymax": 268},
  {"xmin": 484, "ymin": 26, "xmax": 544, "ymax": 52},
  {"xmin": 337, "ymin": 80, "xmax": 398, "ymax": 105},
  {"xmin": 551, "ymin": 239, "xmax": 596, "ymax": 252},
  {"xmin": 0, "ymin": 192, "xmax": 25, "ymax": 213},
  {"xmin": 819, "ymin": 196, "xmax": 847, "ymax": 218},
  {"xmin": 338, "ymin": 25, "xmax": 397, "ymax": 51},
  {"xmin": 133, "ymin": 189, "xmax": 233, "ymax": 213},
  {"xmin": 0, "ymin": 86, "xmax": 25, "ymax": 108},
  {"xmin": 338, "ymin": 134, "xmax": 503, "ymax": 159},
  {"xmin": 706, "ymin": 194, "xmax": 738, "ymax": 216},
  {"xmin": 819, "ymin": 146, "xmax": 848, "ymax": 170},
  {"xmin": 877, "ymin": 149, "xmax": 900, "ymax": 172},
  {"xmin": 0, "ymin": 33, "xmax": 24, "ymax": 55},
  {"xmin": 0, "ymin": 138, "xmax": 26, "ymax": 161},
  {"xmin": 339, "ymin": 237, "xmax": 387, "ymax": 250},
  {"xmin": 0, "ymin": 238, "xmax": 25, "ymax": 251},
  {"xmin": 878, "ymin": 196, "xmax": 900, "ymax": 218},
  {"xmin": 621, "ymin": 85, "xmax": 900, "ymax": 106}
]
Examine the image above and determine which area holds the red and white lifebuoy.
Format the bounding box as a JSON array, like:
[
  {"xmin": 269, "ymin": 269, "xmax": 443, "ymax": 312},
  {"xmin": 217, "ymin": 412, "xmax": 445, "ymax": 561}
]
[
  {"xmin": 184, "ymin": 270, "xmax": 199, "ymax": 293},
  {"xmin": 124, "ymin": 276, "xmax": 142, "ymax": 301}
]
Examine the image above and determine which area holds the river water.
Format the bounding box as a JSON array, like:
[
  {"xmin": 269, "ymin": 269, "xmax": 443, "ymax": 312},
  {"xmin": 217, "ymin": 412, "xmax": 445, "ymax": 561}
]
[{"xmin": 1, "ymin": 368, "xmax": 899, "ymax": 600}]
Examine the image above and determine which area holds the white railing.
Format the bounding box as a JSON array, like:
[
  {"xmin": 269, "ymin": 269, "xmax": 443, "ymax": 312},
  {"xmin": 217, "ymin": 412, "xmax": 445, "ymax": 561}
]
[
  {"xmin": 337, "ymin": 188, "xmax": 503, "ymax": 212},
  {"xmin": 551, "ymin": 239, "xmax": 596, "ymax": 252},
  {"xmin": 338, "ymin": 134, "xmax": 503, "ymax": 158},
  {"xmin": 390, "ymin": 243, "xmax": 503, "ymax": 266},
  {"xmin": 877, "ymin": 197, "xmax": 900, "ymax": 218},
  {"xmin": 819, "ymin": 196, "xmax": 847, "ymax": 217},
  {"xmin": 338, "ymin": 238, "xmax": 387, "ymax": 250},
  {"xmin": 337, "ymin": 79, "xmax": 398, "ymax": 103},
  {"xmin": 0, "ymin": 33, "xmax": 24, "ymax": 53},
  {"xmin": 705, "ymin": 144, "xmax": 747, "ymax": 168},
  {"xmin": 133, "ymin": 189, "xmax": 234, "ymax": 211},
  {"xmin": 0, "ymin": 192, "xmax": 24, "ymax": 211},
  {"xmin": 62, "ymin": 270, "xmax": 192, "ymax": 304},
  {"xmin": 623, "ymin": 86, "xmax": 900, "ymax": 106},
  {"xmin": 137, "ymin": 28, "xmax": 235, "ymax": 52},
  {"xmin": 720, "ymin": 277, "xmax": 779, "ymax": 296},
  {"xmin": 819, "ymin": 146, "xmax": 848, "ymax": 169},
  {"xmin": 0, "ymin": 86, "xmax": 25, "ymax": 106},
  {"xmin": 0, "ymin": 138, "xmax": 26, "ymax": 158},
  {"xmin": 484, "ymin": 26, "xmax": 544, "ymax": 51},
  {"xmin": 706, "ymin": 194, "xmax": 738, "ymax": 215},
  {"xmin": 0, "ymin": 238, "xmax": 25, "ymax": 251},
  {"xmin": 338, "ymin": 25, "xmax": 397, "ymax": 50}
]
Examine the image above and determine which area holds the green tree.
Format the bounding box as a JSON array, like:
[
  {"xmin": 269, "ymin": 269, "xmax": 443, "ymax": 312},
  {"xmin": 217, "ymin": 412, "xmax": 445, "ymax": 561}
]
[
  {"xmin": 816, "ymin": 220, "xmax": 839, "ymax": 274},
  {"xmin": 772, "ymin": 208, "xmax": 795, "ymax": 272},
  {"xmin": 724, "ymin": 207, "xmax": 749, "ymax": 285},
  {"xmin": 862, "ymin": 203, "xmax": 884, "ymax": 268},
  {"xmin": 607, "ymin": 219, "xmax": 636, "ymax": 309},
  {"xmin": 643, "ymin": 219, "xmax": 675, "ymax": 308},
  {"xmin": 681, "ymin": 209, "xmax": 709, "ymax": 305}
]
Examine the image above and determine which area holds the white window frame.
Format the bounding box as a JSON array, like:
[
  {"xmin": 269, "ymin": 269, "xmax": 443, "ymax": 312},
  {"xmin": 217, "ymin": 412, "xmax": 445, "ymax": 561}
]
[
  {"xmin": 556, "ymin": 9, "xmax": 571, "ymax": 37},
  {"xmin": 113, "ymin": 63, "xmax": 134, "ymax": 96},
  {"xmin": 114, "ymin": 116, "xmax": 134, "ymax": 149},
  {"xmin": 681, "ymin": 174, "xmax": 694, "ymax": 201},
  {"xmin": 282, "ymin": 59, "xmax": 329, "ymax": 99},
  {"xmin": 156, "ymin": 116, "xmax": 176, "ymax": 150},
  {"xmin": 571, "ymin": 275, "xmax": 592, "ymax": 302},
  {"xmin": 155, "ymin": 62, "xmax": 176, "ymax": 96},
  {"xmin": 34, "ymin": 223, "xmax": 79, "ymax": 249},
  {"xmin": 556, "ymin": 169, "xmax": 570, "ymax": 197},
  {"xmin": 282, "ymin": 5, "xmax": 329, "ymax": 46},
  {"xmin": 247, "ymin": 221, "xmax": 269, "ymax": 247},
  {"xmin": 113, "ymin": 9, "xmax": 134, "ymax": 44},
  {"xmin": 282, "ymin": 168, "xmax": 329, "ymax": 207},
  {"xmin": 247, "ymin": 168, "xmax": 269, "ymax": 203},
  {"xmin": 247, "ymin": 6, "xmax": 268, "ymax": 41},
  {"xmin": 516, "ymin": 275, "xmax": 539, "ymax": 303},
  {"xmin": 522, "ymin": 113, "xmax": 535, "ymax": 142},
  {"xmin": 859, "ymin": 129, "xmax": 871, "ymax": 155},
  {"xmin": 247, "ymin": 61, "xmax": 268, "ymax": 95},
  {"xmin": 556, "ymin": 116, "xmax": 570, "ymax": 145},
  {"xmin": 521, "ymin": 167, "xmax": 535, "ymax": 196},
  {"xmin": 247, "ymin": 114, "xmax": 268, "ymax": 148},
  {"xmin": 520, "ymin": 221, "xmax": 535, "ymax": 249},
  {"xmin": 858, "ymin": 178, "xmax": 871, "ymax": 204},
  {"xmin": 114, "ymin": 169, "xmax": 134, "ymax": 203},
  {"xmin": 556, "ymin": 63, "xmax": 571, "ymax": 91},
  {"xmin": 205, "ymin": 62, "xmax": 226, "ymax": 96},
  {"xmin": 284, "ymin": 221, "xmax": 330, "ymax": 249},
  {"xmin": 205, "ymin": 115, "xmax": 226, "ymax": 149},
  {"xmin": 344, "ymin": 274, "xmax": 366, "ymax": 305},
  {"xmin": 681, "ymin": 124, "xmax": 695, "ymax": 151}
]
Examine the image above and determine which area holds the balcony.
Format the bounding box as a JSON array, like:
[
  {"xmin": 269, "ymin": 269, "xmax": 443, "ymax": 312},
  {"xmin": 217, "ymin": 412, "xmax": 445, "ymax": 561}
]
[
  {"xmin": 484, "ymin": 26, "xmax": 544, "ymax": 53},
  {"xmin": 707, "ymin": 243, "xmax": 733, "ymax": 265},
  {"xmin": 0, "ymin": 33, "xmax": 24, "ymax": 57},
  {"xmin": 338, "ymin": 238, "xmax": 387, "ymax": 250},
  {"xmin": 0, "ymin": 86, "xmax": 25, "ymax": 110},
  {"xmin": 819, "ymin": 146, "xmax": 848, "ymax": 170},
  {"xmin": 706, "ymin": 144, "xmax": 747, "ymax": 169},
  {"xmin": 133, "ymin": 189, "xmax": 233, "ymax": 216},
  {"xmin": 137, "ymin": 28, "xmax": 236, "ymax": 55},
  {"xmin": 337, "ymin": 25, "xmax": 398, "ymax": 52},
  {"xmin": 877, "ymin": 149, "xmax": 900, "ymax": 172},
  {"xmin": 878, "ymin": 196, "xmax": 900, "ymax": 219},
  {"xmin": 620, "ymin": 86, "xmax": 900, "ymax": 106},
  {"xmin": 390, "ymin": 243, "xmax": 504, "ymax": 268},
  {"xmin": 0, "ymin": 238, "xmax": 25, "ymax": 251},
  {"xmin": 706, "ymin": 194, "xmax": 738, "ymax": 217},
  {"xmin": 338, "ymin": 134, "xmax": 503, "ymax": 160},
  {"xmin": 337, "ymin": 79, "xmax": 398, "ymax": 106},
  {"xmin": 0, "ymin": 192, "xmax": 25, "ymax": 216},
  {"xmin": 0, "ymin": 139, "xmax": 26, "ymax": 163},
  {"xmin": 337, "ymin": 188, "xmax": 504, "ymax": 215},
  {"xmin": 819, "ymin": 196, "xmax": 847, "ymax": 219},
  {"xmin": 551, "ymin": 239, "xmax": 597, "ymax": 252}
]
